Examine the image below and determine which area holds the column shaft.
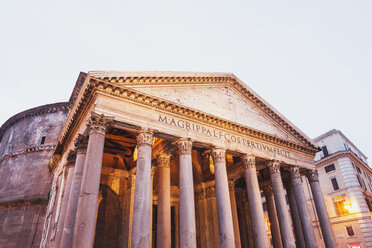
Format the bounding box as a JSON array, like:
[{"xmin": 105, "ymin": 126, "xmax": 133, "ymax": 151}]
[
  {"xmin": 229, "ymin": 180, "xmax": 241, "ymax": 248},
  {"xmin": 156, "ymin": 153, "xmax": 171, "ymax": 248},
  {"xmin": 263, "ymin": 185, "xmax": 282, "ymax": 248},
  {"xmin": 54, "ymin": 157, "xmax": 75, "ymax": 248},
  {"xmin": 268, "ymin": 161, "xmax": 296, "ymax": 248},
  {"xmin": 212, "ymin": 148, "xmax": 235, "ymax": 248},
  {"xmin": 60, "ymin": 135, "xmax": 88, "ymax": 248},
  {"xmin": 177, "ymin": 139, "xmax": 197, "ymax": 248},
  {"xmin": 289, "ymin": 167, "xmax": 317, "ymax": 248},
  {"xmin": 285, "ymin": 181, "xmax": 306, "ymax": 248},
  {"xmin": 73, "ymin": 113, "xmax": 112, "ymax": 248},
  {"xmin": 131, "ymin": 130, "xmax": 154, "ymax": 248},
  {"xmin": 307, "ymin": 171, "xmax": 337, "ymax": 248},
  {"xmin": 242, "ymin": 155, "xmax": 269, "ymax": 248}
]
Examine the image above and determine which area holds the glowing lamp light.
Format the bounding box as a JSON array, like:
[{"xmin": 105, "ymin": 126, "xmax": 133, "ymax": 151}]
[
  {"xmin": 343, "ymin": 201, "xmax": 352, "ymax": 213},
  {"xmin": 350, "ymin": 244, "xmax": 362, "ymax": 248}
]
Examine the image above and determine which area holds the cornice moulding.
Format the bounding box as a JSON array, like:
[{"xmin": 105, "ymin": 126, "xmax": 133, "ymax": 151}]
[
  {"xmin": 315, "ymin": 150, "xmax": 372, "ymax": 174},
  {"xmin": 56, "ymin": 75, "xmax": 319, "ymax": 159},
  {"xmin": 0, "ymin": 145, "xmax": 55, "ymax": 163}
]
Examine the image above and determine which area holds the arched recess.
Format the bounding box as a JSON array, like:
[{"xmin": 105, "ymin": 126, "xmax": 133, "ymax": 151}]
[{"xmin": 94, "ymin": 184, "xmax": 122, "ymax": 248}]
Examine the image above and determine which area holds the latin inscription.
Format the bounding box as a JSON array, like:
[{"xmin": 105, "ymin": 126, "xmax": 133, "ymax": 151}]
[{"xmin": 158, "ymin": 115, "xmax": 291, "ymax": 157}]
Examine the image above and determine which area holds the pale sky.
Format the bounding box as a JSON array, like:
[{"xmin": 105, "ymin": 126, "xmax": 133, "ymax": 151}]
[{"xmin": 1, "ymin": 1, "xmax": 371, "ymax": 164}]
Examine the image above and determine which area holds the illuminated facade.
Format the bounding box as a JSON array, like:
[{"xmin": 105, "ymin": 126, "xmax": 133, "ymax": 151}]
[
  {"xmin": 304, "ymin": 129, "xmax": 372, "ymax": 248},
  {"xmin": 1, "ymin": 71, "xmax": 341, "ymax": 248}
]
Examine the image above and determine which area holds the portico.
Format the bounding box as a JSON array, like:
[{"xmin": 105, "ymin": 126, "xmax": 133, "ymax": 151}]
[{"xmin": 42, "ymin": 72, "xmax": 336, "ymax": 248}]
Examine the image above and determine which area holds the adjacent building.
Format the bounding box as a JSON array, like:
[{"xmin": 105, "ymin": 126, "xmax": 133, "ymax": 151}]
[{"xmin": 303, "ymin": 129, "xmax": 372, "ymax": 248}]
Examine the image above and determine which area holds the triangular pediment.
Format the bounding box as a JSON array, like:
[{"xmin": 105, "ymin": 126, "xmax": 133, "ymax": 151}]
[{"xmin": 89, "ymin": 71, "xmax": 317, "ymax": 149}]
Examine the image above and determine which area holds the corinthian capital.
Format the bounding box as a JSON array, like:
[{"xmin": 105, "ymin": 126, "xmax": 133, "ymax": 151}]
[
  {"xmin": 87, "ymin": 112, "xmax": 113, "ymax": 136},
  {"xmin": 137, "ymin": 130, "xmax": 154, "ymax": 146},
  {"xmin": 242, "ymin": 155, "xmax": 255, "ymax": 170},
  {"xmin": 176, "ymin": 138, "xmax": 193, "ymax": 155},
  {"xmin": 74, "ymin": 134, "xmax": 88, "ymax": 153},
  {"xmin": 157, "ymin": 153, "xmax": 172, "ymax": 168},
  {"xmin": 267, "ymin": 160, "xmax": 281, "ymax": 174},
  {"xmin": 262, "ymin": 184, "xmax": 273, "ymax": 197},
  {"xmin": 211, "ymin": 148, "xmax": 226, "ymax": 164},
  {"xmin": 306, "ymin": 170, "xmax": 319, "ymax": 182},
  {"xmin": 66, "ymin": 150, "xmax": 77, "ymax": 167},
  {"xmin": 289, "ymin": 166, "xmax": 301, "ymax": 181}
]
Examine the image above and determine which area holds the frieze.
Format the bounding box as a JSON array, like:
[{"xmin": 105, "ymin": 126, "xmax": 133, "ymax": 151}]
[
  {"xmin": 57, "ymin": 75, "xmax": 318, "ymax": 163},
  {"xmin": 91, "ymin": 72, "xmax": 316, "ymax": 150},
  {"xmin": 158, "ymin": 114, "xmax": 291, "ymax": 158}
]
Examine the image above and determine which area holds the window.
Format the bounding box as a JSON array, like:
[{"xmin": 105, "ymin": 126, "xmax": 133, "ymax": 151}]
[
  {"xmin": 5, "ymin": 145, "xmax": 12, "ymax": 154},
  {"xmin": 365, "ymin": 198, "xmax": 372, "ymax": 212},
  {"xmin": 345, "ymin": 225, "xmax": 355, "ymax": 237},
  {"xmin": 331, "ymin": 177, "xmax": 339, "ymax": 191},
  {"xmin": 356, "ymin": 166, "xmax": 361, "ymax": 174},
  {"xmin": 334, "ymin": 194, "xmax": 349, "ymax": 215},
  {"xmin": 40, "ymin": 136, "xmax": 46, "ymax": 145},
  {"xmin": 357, "ymin": 175, "xmax": 365, "ymax": 189},
  {"xmin": 325, "ymin": 164, "xmax": 336, "ymax": 173},
  {"xmin": 322, "ymin": 146, "xmax": 329, "ymax": 157}
]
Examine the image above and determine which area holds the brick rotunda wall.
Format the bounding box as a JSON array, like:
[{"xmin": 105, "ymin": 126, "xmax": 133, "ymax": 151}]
[{"xmin": 0, "ymin": 103, "xmax": 70, "ymax": 248}]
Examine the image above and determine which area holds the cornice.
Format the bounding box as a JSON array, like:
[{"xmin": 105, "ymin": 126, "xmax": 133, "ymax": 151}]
[
  {"xmin": 53, "ymin": 74, "xmax": 319, "ymax": 170},
  {"xmin": 0, "ymin": 102, "xmax": 70, "ymax": 143},
  {"xmin": 93, "ymin": 77, "xmax": 318, "ymax": 154},
  {"xmin": 315, "ymin": 150, "xmax": 372, "ymax": 174},
  {"xmin": 91, "ymin": 73, "xmax": 318, "ymax": 148},
  {"xmin": 0, "ymin": 73, "xmax": 87, "ymax": 143},
  {"xmin": 0, "ymin": 145, "xmax": 55, "ymax": 163}
]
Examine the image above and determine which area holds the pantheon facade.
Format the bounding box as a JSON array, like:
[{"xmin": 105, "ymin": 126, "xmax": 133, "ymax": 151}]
[{"xmin": 0, "ymin": 72, "xmax": 337, "ymax": 248}]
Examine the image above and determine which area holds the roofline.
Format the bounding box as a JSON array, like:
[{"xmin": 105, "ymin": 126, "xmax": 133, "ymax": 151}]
[
  {"xmin": 315, "ymin": 150, "xmax": 372, "ymax": 173},
  {"xmin": 0, "ymin": 72, "xmax": 87, "ymax": 143},
  {"xmin": 313, "ymin": 129, "xmax": 368, "ymax": 160},
  {"xmin": 90, "ymin": 71, "xmax": 319, "ymax": 149}
]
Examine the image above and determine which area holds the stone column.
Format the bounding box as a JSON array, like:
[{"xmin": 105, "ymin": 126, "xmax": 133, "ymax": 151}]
[
  {"xmin": 306, "ymin": 170, "xmax": 337, "ymax": 248},
  {"xmin": 54, "ymin": 150, "xmax": 76, "ymax": 248},
  {"xmin": 60, "ymin": 134, "xmax": 88, "ymax": 248},
  {"xmin": 284, "ymin": 180, "xmax": 306, "ymax": 248},
  {"xmin": 242, "ymin": 155, "xmax": 269, "ymax": 248},
  {"xmin": 131, "ymin": 130, "xmax": 154, "ymax": 248},
  {"xmin": 211, "ymin": 148, "xmax": 235, "ymax": 248},
  {"xmin": 229, "ymin": 180, "xmax": 241, "ymax": 248},
  {"xmin": 263, "ymin": 185, "xmax": 282, "ymax": 248},
  {"xmin": 268, "ymin": 161, "xmax": 296, "ymax": 248},
  {"xmin": 289, "ymin": 167, "xmax": 317, "ymax": 248},
  {"xmin": 156, "ymin": 153, "xmax": 172, "ymax": 248},
  {"xmin": 73, "ymin": 113, "xmax": 112, "ymax": 248},
  {"xmin": 177, "ymin": 139, "xmax": 197, "ymax": 248}
]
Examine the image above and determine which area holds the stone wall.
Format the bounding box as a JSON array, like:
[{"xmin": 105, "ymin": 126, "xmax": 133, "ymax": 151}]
[{"xmin": 0, "ymin": 103, "xmax": 69, "ymax": 248}]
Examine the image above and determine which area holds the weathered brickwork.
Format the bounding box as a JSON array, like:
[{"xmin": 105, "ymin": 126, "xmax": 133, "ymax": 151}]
[{"xmin": 0, "ymin": 103, "xmax": 70, "ymax": 247}]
